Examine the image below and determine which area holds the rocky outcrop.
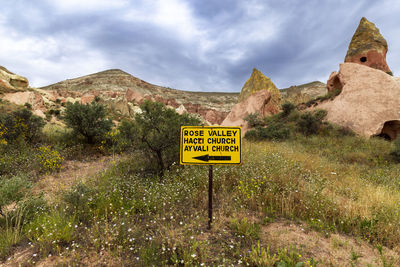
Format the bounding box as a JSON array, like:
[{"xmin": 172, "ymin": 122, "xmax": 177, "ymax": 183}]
[
  {"xmin": 344, "ymin": 17, "xmax": 391, "ymax": 73},
  {"xmin": 316, "ymin": 63, "xmax": 400, "ymax": 140},
  {"xmin": 280, "ymin": 81, "xmax": 327, "ymax": 104},
  {"xmin": 221, "ymin": 90, "xmax": 271, "ymax": 132},
  {"xmin": 238, "ymin": 68, "xmax": 281, "ymax": 114},
  {"xmin": 0, "ymin": 66, "xmax": 29, "ymax": 93}
]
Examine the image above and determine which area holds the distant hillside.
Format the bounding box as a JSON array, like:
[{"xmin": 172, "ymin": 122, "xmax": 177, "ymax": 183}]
[
  {"xmin": 40, "ymin": 69, "xmax": 239, "ymax": 112},
  {"xmin": 280, "ymin": 81, "xmax": 327, "ymax": 105}
]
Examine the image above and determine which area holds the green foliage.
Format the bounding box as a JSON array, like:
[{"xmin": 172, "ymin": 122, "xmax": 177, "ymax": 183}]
[
  {"xmin": 0, "ymin": 175, "xmax": 31, "ymax": 214},
  {"xmin": 245, "ymin": 123, "xmax": 291, "ymax": 141},
  {"xmin": 230, "ymin": 217, "xmax": 260, "ymax": 243},
  {"xmin": 37, "ymin": 145, "xmax": 64, "ymax": 173},
  {"xmin": 390, "ymin": 137, "xmax": 400, "ymax": 162},
  {"xmin": 63, "ymin": 182, "xmax": 94, "ymax": 224},
  {"xmin": 244, "ymin": 112, "xmax": 263, "ymax": 127},
  {"xmin": 281, "ymin": 102, "xmax": 296, "ymax": 117},
  {"xmin": 296, "ymin": 110, "xmax": 327, "ymax": 136},
  {"xmin": 117, "ymin": 119, "xmax": 136, "ymax": 151},
  {"xmin": 0, "ymin": 146, "xmax": 40, "ymax": 176},
  {"xmin": 0, "ymin": 108, "xmax": 45, "ymax": 144},
  {"xmin": 244, "ymin": 242, "xmax": 278, "ymax": 266},
  {"xmin": 25, "ymin": 210, "xmax": 76, "ymax": 253},
  {"xmin": 64, "ymin": 101, "xmax": 113, "ymax": 144},
  {"xmin": 132, "ymin": 100, "xmax": 202, "ymax": 175}
]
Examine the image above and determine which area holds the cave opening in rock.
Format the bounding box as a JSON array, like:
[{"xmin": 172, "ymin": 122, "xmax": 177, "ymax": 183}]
[
  {"xmin": 360, "ymin": 56, "xmax": 367, "ymax": 62},
  {"xmin": 374, "ymin": 120, "xmax": 400, "ymax": 141}
]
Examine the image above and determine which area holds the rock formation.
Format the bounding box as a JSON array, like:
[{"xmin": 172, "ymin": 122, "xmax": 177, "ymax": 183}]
[
  {"xmin": 280, "ymin": 81, "xmax": 327, "ymax": 104},
  {"xmin": 0, "ymin": 66, "xmax": 29, "ymax": 93},
  {"xmin": 344, "ymin": 17, "xmax": 391, "ymax": 74},
  {"xmin": 316, "ymin": 63, "xmax": 400, "ymax": 140},
  {"xmin": 221, "ymin": 89, "xmax": 271, "ymax": 132},
  {"xmin": 222, "ymin": 68, "xmax": 282, "ymax": 132},
  {"xmin": 238, "ymin": 68, "xmax": 281, "ymax": 114}
]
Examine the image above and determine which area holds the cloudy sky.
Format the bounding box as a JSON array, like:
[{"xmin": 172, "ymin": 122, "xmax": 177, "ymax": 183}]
[{"xmin": 1, "ymin": 0, "xmax": 400, "ymax": 92}]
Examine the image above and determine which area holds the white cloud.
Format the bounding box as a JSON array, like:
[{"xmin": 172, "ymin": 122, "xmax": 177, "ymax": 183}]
[
  {"xmin": 0, "ymin": 22, "xmax": 110, "ymax": 87},
  {"xmin": 122, "ymin": 0, "xmax": 204, "ymax": 41},
  {"xmin": 44, "ymin": 0, "xmax": 129, "ymax": 13}
]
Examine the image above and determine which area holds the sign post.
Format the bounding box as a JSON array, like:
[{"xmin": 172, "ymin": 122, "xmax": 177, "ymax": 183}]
[{"xmin": 180, "ymin": 126, "xmax": 242, "ymax": 229}]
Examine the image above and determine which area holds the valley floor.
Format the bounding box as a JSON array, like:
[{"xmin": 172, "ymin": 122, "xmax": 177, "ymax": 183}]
[{"xmin": 2, "ymin": 136, "xmax": 400, "ymax": 266}]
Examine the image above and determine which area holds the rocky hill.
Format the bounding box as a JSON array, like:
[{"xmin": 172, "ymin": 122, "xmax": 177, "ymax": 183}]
[
  {"xmin": 1, "ymin": 66, "xmax": 327, "ymax": 125},
  {"xmin": 39, "ymin": 69, "xmax": 239, "ymax": 124},
  {"xmin": 280, "ymin": 81, "xmax": 327, "ymax": 105}
]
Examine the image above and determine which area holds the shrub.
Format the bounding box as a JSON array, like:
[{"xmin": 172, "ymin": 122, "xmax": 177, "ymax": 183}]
[
  {"xmin": 117, "ymin": 119, "xmax": 136, "ymax": 151},
  {"xmin": 0, "ymin": 108, "xmax": 45, "ymax": 144},
  {"xmin": 390, "ymin": 137, "xmax": 400, "ymax": 162},
  {"xmin": 245, "ymin": 123, "xmax": 291, "ymax": 141},
  {"xmin": 132, "ymin": 100, "xmax": 202, "ymax": 176},
  {"xmin": 37, "ymin": 146, "xmax": 64, "ymax": 173},
  {"xmin": 0, "ymin": 123, "xmax": 7, "ymax": 146},
  {"xmin": 63, "ymin": 101, "xmax": 113, "ymax": 144},
  {"xmin": 281, "ymin": 102, "xmax": 296, "ymax": 117},
  {"xmin": 244, "ymin": 112, "xmax": 263, "ymax": 128},
  {"xmin": 296, "ymin": 110, "xmax": 327, "ymax": 136}
]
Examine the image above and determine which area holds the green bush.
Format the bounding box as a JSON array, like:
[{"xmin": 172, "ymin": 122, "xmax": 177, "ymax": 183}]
[
  {"xmin": 114, "ymin": 119, "xmax": 136, "ymax": 152},
  {"xmin": 244, "ymin": 112, "xmax": 263, "ymax": 128},
  {"xmin": 296, "ymin": 110, "xmax": 327, "ymax": 136},
  {"xmin": 63, "ymin": 101, "xmax": 113, "ymax": 144},
  {"xmin": 390, "ymin": 137, "xmax": 400, "ymax": 162},
  {"xmin": 132, "ymin": 100, "xmax": 202, "ymax": 176},
  {"xmin": 281, "ymin": 102, "xmax": 296, "ymax": 117},
  {"xmin": 245, "ymin": 123, "xmax": 291, "ymax": 141},
  {"xmin": 0, "ymin": 108, "xmax": 45, "ymax": 144}
]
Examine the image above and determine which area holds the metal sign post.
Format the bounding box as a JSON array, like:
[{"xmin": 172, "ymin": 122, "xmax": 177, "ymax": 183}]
[
  {"xmin": 208, "ymin": 165, "xmax": 213, "ymax": 229},
  {"xmin": 180, "ymin": 126, "xmax": 242, "ymax": 229}
]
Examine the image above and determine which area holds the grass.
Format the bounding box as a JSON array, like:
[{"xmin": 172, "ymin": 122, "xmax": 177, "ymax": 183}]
[{"xmin": 2, "ymin": 126, "xmax": 400, "ymax": 265}]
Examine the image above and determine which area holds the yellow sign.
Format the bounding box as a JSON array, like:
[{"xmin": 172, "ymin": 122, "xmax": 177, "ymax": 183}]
[{"xmin": 180, "ymin": 126, "xmax": 242, "ymax": 165}]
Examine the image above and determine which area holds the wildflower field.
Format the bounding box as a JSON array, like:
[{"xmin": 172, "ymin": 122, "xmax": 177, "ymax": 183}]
[{"xmin": 2, "ymin": 100, "xmax": 400, "ymax": 266}]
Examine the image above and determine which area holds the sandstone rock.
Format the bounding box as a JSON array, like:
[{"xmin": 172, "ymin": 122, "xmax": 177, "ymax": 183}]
[
  {"xmin": 0, "ymin": 66, "xmax": 29, "ymax": 93},
  {"xmin": 176, "ymin": 104, "xmax": 187, "ymax": 115},
  {"xmin": 344, "ymin": 17, "xmax": 391, "ymax": 73},
  {"xmin": 316, "ymin": 63, "xmax": 400, "ymax": 139},
  {"xmin": 80, "ymin": 94, "xmax": 95, "ymax": 104},
  {"xmin": 33, "ymin": 110, "xmax": 46, "ymax": 119},
  {"xmin": 238, "ymin": 68, "xmax": 281, "ymax": 113},
  {"xmin": 326, "ymin": 71, "xmax": 344, "ymax": 93},
  {"xmin": 3, "ymin": 91, "xmax": 45, "ymax": 110},
  {"xmin": 125, "ymin": 88, "xmax": 144, "ymax": 103},
  {"xmin": 221, "ymin": 90, "xmax": 271, "ymax": 132}
]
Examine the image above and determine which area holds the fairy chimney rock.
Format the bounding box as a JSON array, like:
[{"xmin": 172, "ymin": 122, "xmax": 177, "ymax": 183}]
[
  {"xmin": 237, "ymin": 68, "xmax": 281, "ymax": 114},
  {"xmin": 344, "ymin": 17, "xmax": 391, "ymax": 74}
]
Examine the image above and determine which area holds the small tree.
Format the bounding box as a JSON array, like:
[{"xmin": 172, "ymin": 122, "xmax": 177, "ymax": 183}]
[
  {"xmin": 132, "ymin": 100, "xmax": 202, "ymax": 176},
  {"xmin": 64, "ymin": 101, "xmax": 112, "ymax": 144}
]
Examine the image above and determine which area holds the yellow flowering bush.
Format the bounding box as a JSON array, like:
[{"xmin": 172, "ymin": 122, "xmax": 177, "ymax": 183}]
[
  {"xmin": 0, "ymin": 123, "xmax": 7, "ymax": 145},
  {"xmin": 37, "ymin": 146, "xmax": 64, "ymax": 173}
]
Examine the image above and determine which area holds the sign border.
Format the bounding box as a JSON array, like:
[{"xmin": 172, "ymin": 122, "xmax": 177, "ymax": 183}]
[{"xmin": 180, "ymin": 126, "xmax": 242, "ymax": 165}]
